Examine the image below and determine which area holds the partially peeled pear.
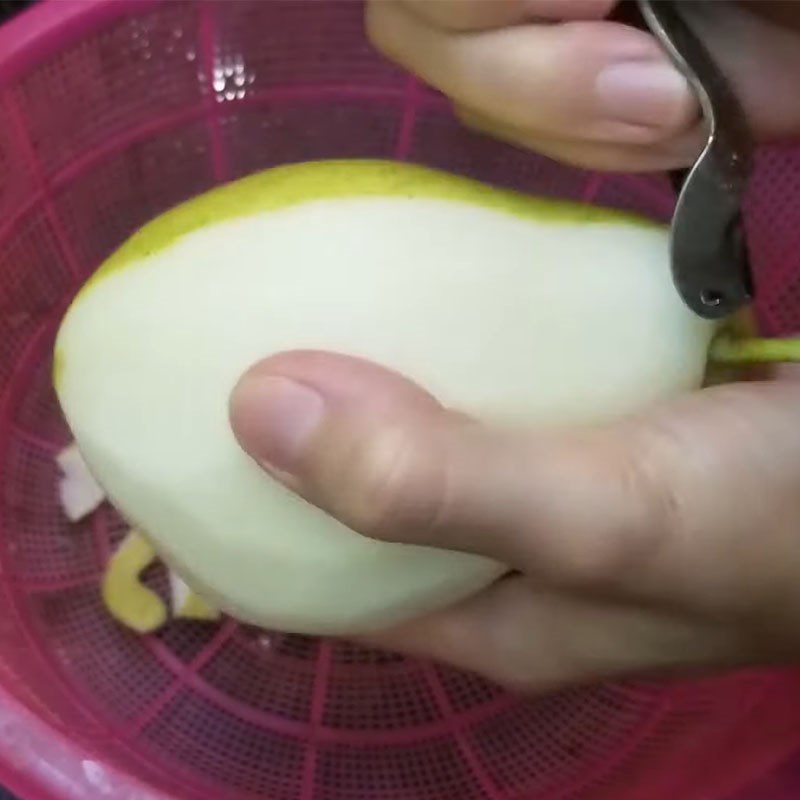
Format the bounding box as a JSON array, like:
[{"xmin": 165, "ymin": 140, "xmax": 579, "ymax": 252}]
[{"xmin": 54, "ymin": 160, "xmax": 715, "ymax": 635}]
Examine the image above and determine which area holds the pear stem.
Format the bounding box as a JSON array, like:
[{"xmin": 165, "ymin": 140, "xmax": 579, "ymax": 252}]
[{"xmin": 709, "ymin": 335, "xmax": 800, "ymax": 365}]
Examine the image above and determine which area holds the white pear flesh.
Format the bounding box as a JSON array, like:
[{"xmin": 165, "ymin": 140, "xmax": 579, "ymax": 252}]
[{"xmin": 54, "ymin": 160, "xmax": 714, "ymax": 635}]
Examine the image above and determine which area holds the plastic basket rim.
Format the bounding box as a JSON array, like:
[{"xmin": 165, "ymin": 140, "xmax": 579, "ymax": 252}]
[{"xmin": 0, "ymin": 679, "xmax": 175, "ymax": 800}]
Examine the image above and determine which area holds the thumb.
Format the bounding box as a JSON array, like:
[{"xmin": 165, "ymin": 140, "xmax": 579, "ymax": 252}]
[{"xmin": 229, "ymin": 351, "xmax": 669, "ymax": 591}]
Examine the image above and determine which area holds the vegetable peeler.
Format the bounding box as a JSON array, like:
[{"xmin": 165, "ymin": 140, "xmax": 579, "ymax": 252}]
[{"xmin": 635, "ymin": 0, "xmax": 755, "ymax": 321}]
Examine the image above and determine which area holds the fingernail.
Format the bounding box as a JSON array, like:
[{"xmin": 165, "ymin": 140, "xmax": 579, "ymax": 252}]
[
  {"xmin": 595, "ymin": 60, "xmax": 693, "ymax": 128},
  {"xmin": 233, "ymin": 376, "xmax": 326, "ymax": 475}
]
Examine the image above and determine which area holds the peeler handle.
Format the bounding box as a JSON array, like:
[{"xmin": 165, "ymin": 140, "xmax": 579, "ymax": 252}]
[{"xmin": 635, "ymin": 0, "xmax": 755, "ymax": 320}]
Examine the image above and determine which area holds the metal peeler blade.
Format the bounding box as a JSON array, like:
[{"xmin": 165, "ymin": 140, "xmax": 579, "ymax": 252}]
[{"xmin": 636, "ymin": 0, "xmax": 755, "ymax": 321}]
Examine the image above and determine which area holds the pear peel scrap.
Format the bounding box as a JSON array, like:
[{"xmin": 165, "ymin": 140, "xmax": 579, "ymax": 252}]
[
  {"xmin": 100, "ymin": 529, "xmax": 221, "ymax": 633},
  {"xmin": 101, "ymin": 529, "xmax": 167, "ymax": 634},
  {"xmin": 169, "ymin": 570, "xmax": 222, "ymax": 622},
  {"xmin": 55, "ymin": 441, "xmax": 219, "ymax": 632},
  {"xmin": 55, "ymin": 442, "xmax": 105, "ymax": 523}
]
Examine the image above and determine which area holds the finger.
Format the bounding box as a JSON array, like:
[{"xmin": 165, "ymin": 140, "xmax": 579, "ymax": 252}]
[
  {"xmin": 400, "ymin": 0, "xmax": 617, "ymax": 31},
  {"xmin": 362, "ymin": 575, "xmax": 742, "ymax": 691},
  {"xmin": 231, "ymin": 351, "xmax": 800, "ymax": 632},
  {"xmin": 231, "ymin": 351, "xmax": 529, "ymax": 568},
  {"xmin": 367, "ymin": 1, "xmax": 698, "ymax": 145},
  {"xmin": 229, "ymin": 351, "xmax": 680, "ymax": 590},
  {"xmin": 455, "ymin": 104, "xmax": 706, "ymax": 171}
]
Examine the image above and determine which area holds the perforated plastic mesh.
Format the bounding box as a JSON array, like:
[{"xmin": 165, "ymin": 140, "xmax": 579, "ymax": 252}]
[{"xmin": 1, "ymin": 2, "xmax": 800, "ymax": 799}]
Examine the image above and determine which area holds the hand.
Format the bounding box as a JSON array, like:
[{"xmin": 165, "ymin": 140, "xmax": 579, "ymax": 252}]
[
  {"xmin": 230, "ymin": 353, "xmax": 800, "ymax": 692},
  {"xmin": 366, "ymin": 0, "xmax": 800, "ymax": 171},
  {"xmin": 227, "ymin": 0, "xmax": 800, "ymax": 694}
]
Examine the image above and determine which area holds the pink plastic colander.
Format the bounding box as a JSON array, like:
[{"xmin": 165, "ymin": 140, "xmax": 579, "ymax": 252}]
[{"xmin": 2, "ymin": 2, "xmax": 800, "ymax": 799}]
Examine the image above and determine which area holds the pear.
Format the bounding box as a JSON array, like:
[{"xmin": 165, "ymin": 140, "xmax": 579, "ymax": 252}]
[{"xmin": 54, "ymin": 160, "xmax": 717, "ymax": 635}]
